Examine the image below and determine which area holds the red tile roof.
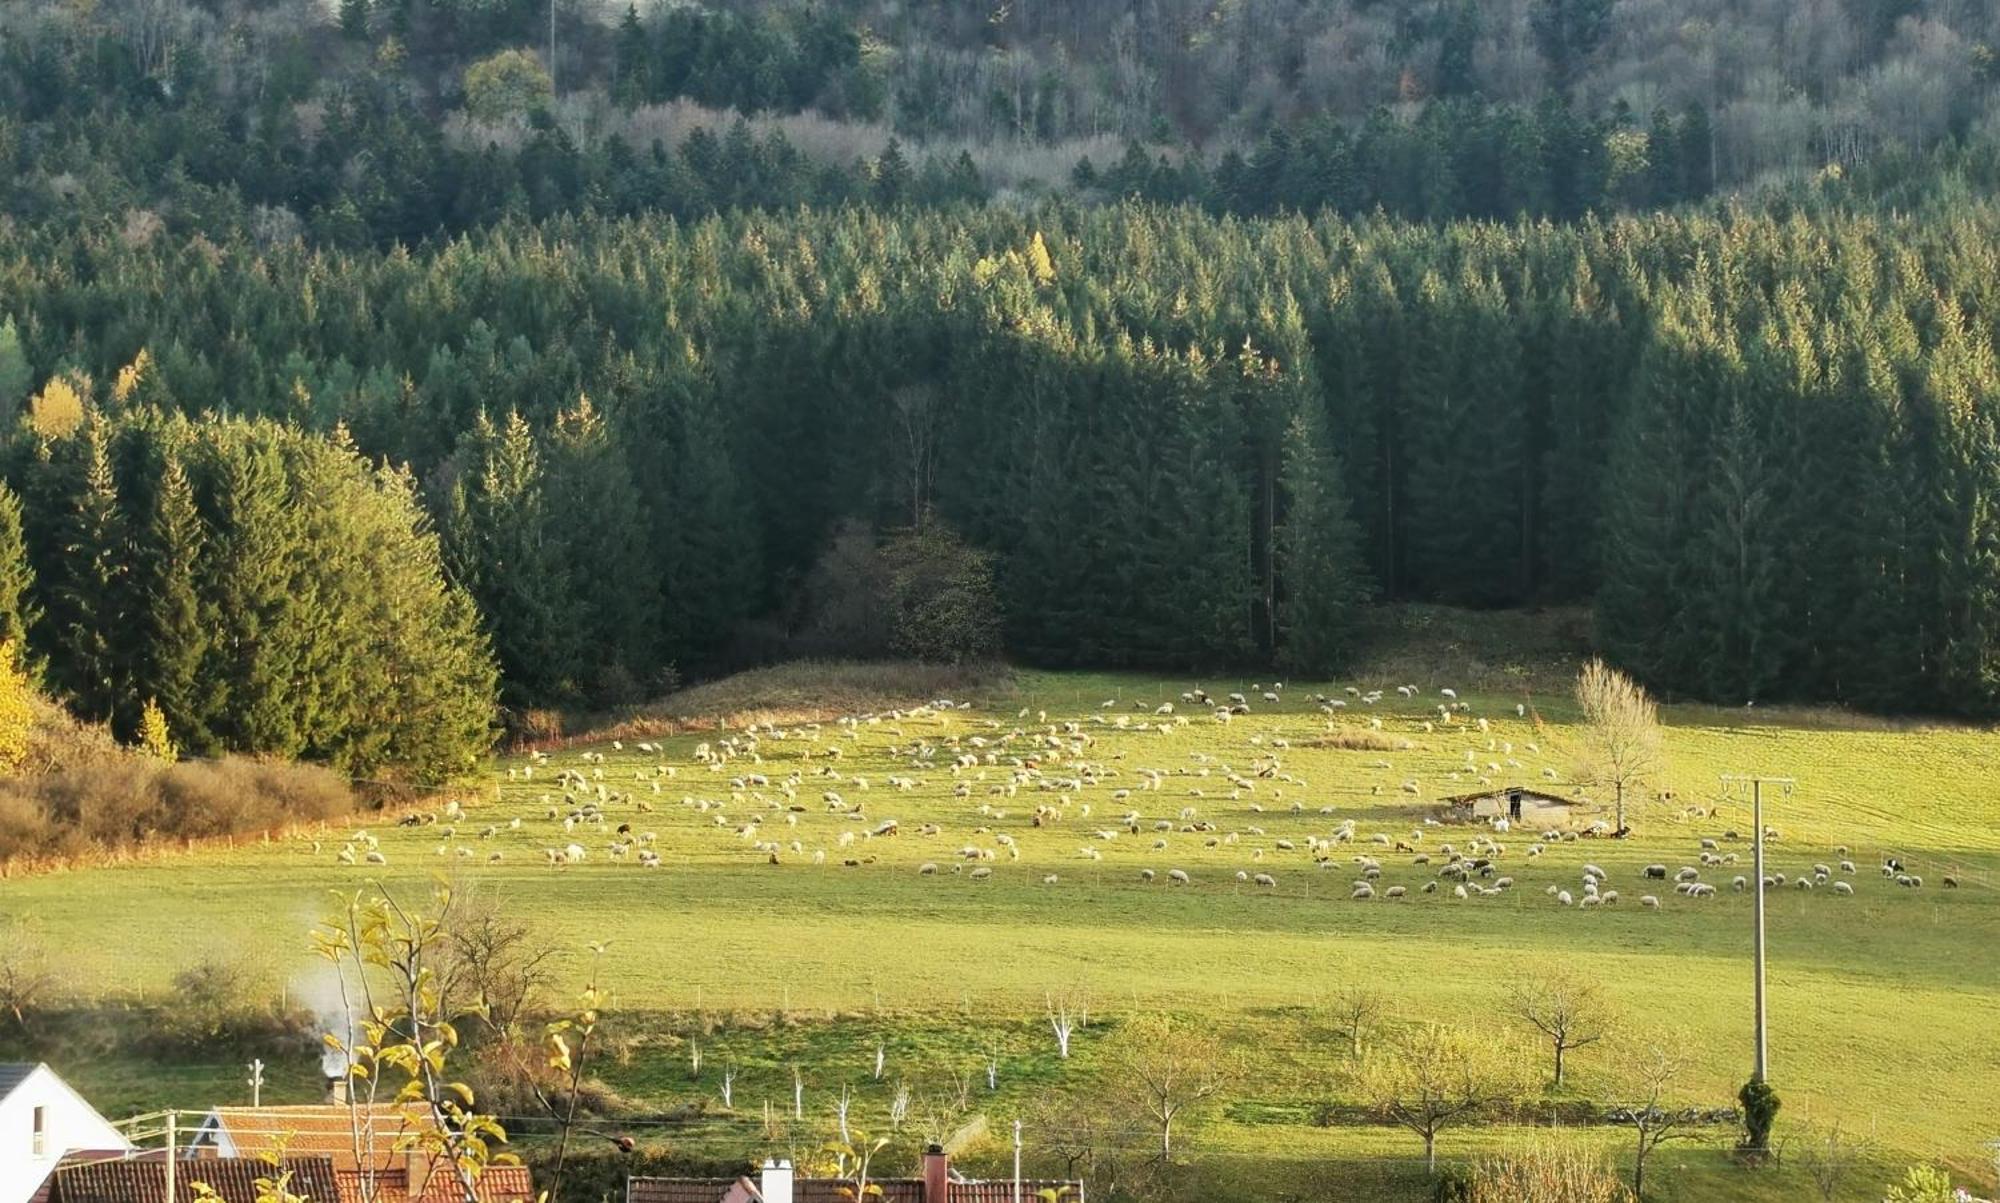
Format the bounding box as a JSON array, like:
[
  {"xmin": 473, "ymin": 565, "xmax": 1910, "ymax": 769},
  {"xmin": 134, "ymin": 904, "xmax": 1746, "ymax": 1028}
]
[
  {"xmin": 623, "ymin": 1180, "xmax": 750, "ymax": 1203},
  {"xmin": 194, "ymin": 1106, "xmax": 437, "ymax": 1174},
  {"xmin": 948, "ymin": 1185, "xmax": 1080, "ymax": 1202},
  {"xmin": 332, "ymin": 1165, "xmax": 536, "ymax": 1203},
  {"xmin": 627, "ymin": 1177, "xmax": 1068, "ymax": 1203},
  {"xmin": 48, "ymin": 1156, "xmax": 342, "ymax": 1203}
]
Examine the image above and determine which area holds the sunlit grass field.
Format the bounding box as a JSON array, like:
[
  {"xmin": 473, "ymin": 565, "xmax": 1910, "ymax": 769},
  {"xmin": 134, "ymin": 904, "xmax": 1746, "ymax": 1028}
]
[{"xmin": 5, "ymin": 654, "xmax": 1997, "ymax": 1200}]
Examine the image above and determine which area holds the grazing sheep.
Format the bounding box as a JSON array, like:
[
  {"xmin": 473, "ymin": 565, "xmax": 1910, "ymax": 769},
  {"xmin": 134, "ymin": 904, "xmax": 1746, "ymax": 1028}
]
[
  {"xmin": 1840, "ymin": 860, "xmax": 1856, "ymax": 874},
  {"xmin": 1168, "ymin": 869, "xmax": 1191, "ymax": 885},
  {"xmin": 1384, "ymin": 885, "xmax": 1407, "ymax": 899},
  {"xmin": 1421, "ymin": 880, "xmax": 1439, "ymax": 893},
  {"xmin": 1452, "ymin": 883, "xmax": 1468, "ymax": 899},
  {"xmin": 1674, "ymin": 867, "xmax": 1700, "ymax": 883},
  {"xmin": 1639, "ymin": 895, "xmax": 1661, "ymax": 908},
  {"xmin": 1557, "ymin": 890, "xmax": 1574, "ymax": 906},
  {"xmin": 1253, "ymin": 873, "xmax": 1278, "ymax": 888},
  {"xmin": 1351, "ymin": 883, "xmax": 1375, "ymax": 899},
  {"xmin": 1140, "ymin": 868, "xmax": 1157, "ymax": 882},
  {"xmin": 1832, "ymin": 881, "xmax": 1854, "ymax": 895},
  {"xmin": 1600, "ymin": 890, "xmax": 1618, "ymax": 904},
  {"xmin": 1733, "ymin": 875, "xmax": 1748, "ymax": 891},
  {"xmin": 919, "ymin": 863, "xmax": 939, "ymax": 875},
  {"xmin": 1644, "ymin": 864, "xmax": 1667, "ymax": 880},
  {"xmin": 969, "ymin": 866, "xmax": 993, "ymax": 881},
  {"xmin": 1043, "ymin": 874, "xmax": 1060, "ymax": 886}
]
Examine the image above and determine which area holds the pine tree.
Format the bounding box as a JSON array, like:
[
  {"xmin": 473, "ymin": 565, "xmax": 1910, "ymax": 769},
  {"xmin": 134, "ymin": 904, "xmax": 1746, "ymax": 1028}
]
[
  {"xmin": 55, "ymin": 420, "xmax": 132, "ymax": 726},
  {"xmin": 0, "ymin": 479, "xmax": 40, "ymax": 664},
  {"xmin": 1275, "ymin": 397, "xmax": 1373, "ymax": 673},
  {"xmin": 543, "ymin": 394, "xmax": 657, "ymax": 703},
  {"xmin": 204, "ymin": 430, "xmax": 307, "ymax": 757},
  {"xmin": 440, "ymin": 410, "xmax": 580, "ymax": 704},
  {"xmin": 145, "ymin": 446, "xmax": 213, "ymax": 754},
  {"xmin": 0, "ymin": 316, "xmax": 29, "ymax": 425}
]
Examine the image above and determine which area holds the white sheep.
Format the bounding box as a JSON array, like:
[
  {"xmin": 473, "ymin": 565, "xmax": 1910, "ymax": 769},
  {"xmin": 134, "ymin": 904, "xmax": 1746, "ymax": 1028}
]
[
  {"xmin": 1640, "ymin": 895, "xmax": 1661, "ymax": 908},
  {"xmin": 1832, "ymin": 881, "xmax": 1854, "ymax": 895},
  {"xmin": 1351, "ymin": 883, "xmax": 1375, "ymax": 899},
  {"xmin": 1253, "ymin": 873, "xmax": 1277, "ymax": 888},
  {"xmin": 1167, "ymin": 869, "xmax": 1191, "ymax": 885},
  {"xmin": 1557, "ymin": 890, "xmax": 1574, "ymax": 906}
]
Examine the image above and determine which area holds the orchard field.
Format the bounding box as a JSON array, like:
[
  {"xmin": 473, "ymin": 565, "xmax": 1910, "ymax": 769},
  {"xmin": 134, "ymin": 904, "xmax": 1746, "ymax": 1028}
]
[{"xmin": 4, "ymin": 638, "xmax": 1996, "ymax": 1201}]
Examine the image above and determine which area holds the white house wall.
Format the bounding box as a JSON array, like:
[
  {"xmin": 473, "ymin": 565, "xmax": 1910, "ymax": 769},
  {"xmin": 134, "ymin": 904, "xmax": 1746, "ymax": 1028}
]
[{"xmin": 0, "ymin": 1066, "xmax": 132, "ymax": 1203}]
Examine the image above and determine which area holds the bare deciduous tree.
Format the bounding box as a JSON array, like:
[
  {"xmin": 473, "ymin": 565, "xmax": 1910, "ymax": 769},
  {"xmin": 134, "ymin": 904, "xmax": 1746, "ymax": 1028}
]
[
  {"xmin": 1508, "ymin": 969, "xmax": 1614, "ymax": 1089},
  {"xmin": 1047, "ymin": 985, "xmax": 1087, "ymax": 1058},
  {"xmin": 1362, "ymin": 1024, "xmax": 1519, "ymax": 1172},
  {"xmin": 1328, "ymin": 985, "xmax": 1386, "ymax": 1057},
  {"xmin": 1797, "ymin": 1119, "xmax": 1868, "ymax": 1203},
  {"xmin": 1106, "ymin": 1013, "xmax": 1233, "ymax": 1162},
  {"xmin": 1616, "ymin": 1037, "xmax": 1700, "ymax": 1199},
  {"xmin": 1573, "ymin": 658, "xmax": 1663, "ymax": 833}
]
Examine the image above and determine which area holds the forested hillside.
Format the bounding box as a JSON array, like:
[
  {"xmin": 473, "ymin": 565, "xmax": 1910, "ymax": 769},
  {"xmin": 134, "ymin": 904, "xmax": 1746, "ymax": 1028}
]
[
  {"xmin": 3, "ymin": 0, "xmax": 2000, "ymax": 776},
  {"xmin": 3, "ymin": 0, "xmax": 1998, "ymax": 250},
  {"xmin": 2, "ymin": 205, "xmax": 1998, "ymax": 728}
]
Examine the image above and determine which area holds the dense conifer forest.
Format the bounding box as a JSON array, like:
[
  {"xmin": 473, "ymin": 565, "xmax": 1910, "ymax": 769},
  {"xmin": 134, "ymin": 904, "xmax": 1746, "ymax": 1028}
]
[{"xmin": 3, "ymin": 205, "xmax": 1999, "ymax": 742}]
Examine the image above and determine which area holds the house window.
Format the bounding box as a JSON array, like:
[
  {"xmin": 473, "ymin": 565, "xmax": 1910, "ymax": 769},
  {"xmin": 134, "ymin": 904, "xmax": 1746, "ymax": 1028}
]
[{"xmin": 32, "ymin": 1104, "xmax": 46, "ymax": 1156}]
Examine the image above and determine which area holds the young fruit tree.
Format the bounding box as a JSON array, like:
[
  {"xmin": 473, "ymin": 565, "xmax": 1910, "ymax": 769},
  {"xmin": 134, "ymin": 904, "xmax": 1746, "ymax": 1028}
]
[
  {"xmin": 1507, "ymin": 969, "xmax": 1614, "ymax": 1089},
  {"xmin": 1363, "ymin": 1024, "xmax": 1520, "ymax": 1173},
  {"xmin": 1573, "ymin": 658, "xmax": 1662, "ymax": 833},
  {"xmin": 311, "ymin": 885, "xmax": 519, "ymax": 1203},
  {"xmin": 1106, "ymin": 1013, "xmax": 1234, "ymax": 1162},
  {"xmin": 1614, "ymin": 1036, "xmax": 1699, "ymax": 1199}
]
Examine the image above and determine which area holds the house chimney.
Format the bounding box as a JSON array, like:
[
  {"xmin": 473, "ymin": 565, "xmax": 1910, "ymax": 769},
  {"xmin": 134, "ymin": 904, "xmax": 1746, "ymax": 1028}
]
[
  {"xmin": 759, "ymin": 1159, "xmax": 794, "ymax": 1203},
  {"xmin": 920, "ymin": 1145, "xmax": 949, "ymax": 1203},
  {"xmin": 324, "ymin": 1075, "xmax": 348, "ymax": 1106}
]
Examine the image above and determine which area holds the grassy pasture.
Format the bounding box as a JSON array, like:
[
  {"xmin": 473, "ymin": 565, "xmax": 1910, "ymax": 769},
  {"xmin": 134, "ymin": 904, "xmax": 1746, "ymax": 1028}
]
[{"xmin": 3, "ymin": 662, "xmax": 1997, "ymax": 1200}]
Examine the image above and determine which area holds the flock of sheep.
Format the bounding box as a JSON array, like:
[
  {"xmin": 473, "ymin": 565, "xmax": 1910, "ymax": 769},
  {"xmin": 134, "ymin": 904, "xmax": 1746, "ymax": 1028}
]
[{"xmin": 316, "ymin": 680, "xmax": 1961, "ymax": 913}]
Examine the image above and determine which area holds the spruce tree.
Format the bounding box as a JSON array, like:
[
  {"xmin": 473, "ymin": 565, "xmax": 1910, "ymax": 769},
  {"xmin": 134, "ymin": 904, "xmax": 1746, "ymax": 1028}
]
[
  {"xmin": 1275, "ymin": 397, "xmax": 1372, "ymax": 674},
  {"xmin": 56, "ymin": 419, "xmax": 132, "ymax": 726},
  {"xmin": 0, "ymin": 479, "xmax": 40, "ymax": 664},
  {"xmin": 145, "ymin": 447, "xmax": 213, "ymax": 755}
]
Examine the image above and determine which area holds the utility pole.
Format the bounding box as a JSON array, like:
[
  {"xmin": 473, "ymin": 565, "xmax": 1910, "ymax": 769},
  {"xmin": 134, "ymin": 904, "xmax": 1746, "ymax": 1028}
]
[
  {"xmin": 1012, "ymin": 1119, "xmax": 1022, "ymax": 1203},
  {"xmin": 164, "ymin": 1111, "xmax": 177, "ymax": 1203},
  {"xmin": 247, "ymin": 1059, "xmax": 265, "ymax": 1107},
  {"xmin": 1722, "ymin": 774, "xmax": 1794, "ymax": 1082}
]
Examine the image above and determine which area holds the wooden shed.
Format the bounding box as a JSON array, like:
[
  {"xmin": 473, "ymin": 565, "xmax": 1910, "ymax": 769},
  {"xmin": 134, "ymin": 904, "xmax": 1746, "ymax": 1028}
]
[{"xmin": 1444, "ymin": 785, "xmax": 1585, "ymax": 828}]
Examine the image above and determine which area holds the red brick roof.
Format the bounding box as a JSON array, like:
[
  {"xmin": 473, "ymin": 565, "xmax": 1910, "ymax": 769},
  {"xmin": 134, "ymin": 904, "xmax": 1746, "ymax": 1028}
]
[
  {"xmin": 626, "ymin": 1177, "xmax": 1073, "ymax": 1203},
  {"xmin": 194, "ymin": 1106, "xmax": 437, "ymax": 1174},
  {"xmin": 949, "ymin": 1185, "xmax": 1079, "ymax": 1202},
  {"xmin": 48, "ymin": 1156, "xmax": 342, "ymax": 1203},
  {"xmin": 623, "ymin": 1180, "xmax": 750, "ymax": 1203},
  {"xmin": 332, "ymin": 1164, "xmax": 536, "ymax": 1203}
]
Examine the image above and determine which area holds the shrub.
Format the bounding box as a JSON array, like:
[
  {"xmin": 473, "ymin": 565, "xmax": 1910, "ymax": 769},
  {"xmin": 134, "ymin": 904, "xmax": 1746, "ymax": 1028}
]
[
  {"xmin": 879, "ymin": 520, "xmax": 1003, "ymax": 664},
  {"xmin": 797, "ymin": 517, "xmax": 1003, "ymax": 664},
  {"xmin": 1882, "ymin": 1165, "xmax": 1957, "ymax": 1203},
  {"xmin": 1462, "ymin": 1141, "xmax": 1630, "ymax": 1202},
  {"xmin": 0, "ymin": 751, "xmax": 358, "ymax": 861},
  {"xmin": 1738, "ymin": 1077, "xmax": 1781, "ymax": 1151},
  {"xmin": 0, "ymin": 640, "xmax": 31, "ymax": 771}
]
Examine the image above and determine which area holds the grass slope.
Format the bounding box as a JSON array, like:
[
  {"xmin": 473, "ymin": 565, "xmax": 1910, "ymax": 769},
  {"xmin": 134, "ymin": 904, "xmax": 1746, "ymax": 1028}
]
[{"xmin": 3, "ymin": 651, "xmax": 1995, "ymax": 1200}]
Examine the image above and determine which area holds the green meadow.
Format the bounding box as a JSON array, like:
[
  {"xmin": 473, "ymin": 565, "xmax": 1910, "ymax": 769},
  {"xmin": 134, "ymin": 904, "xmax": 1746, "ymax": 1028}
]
[{"xmin": 4, "ymin": 654, "xmax": 1997, "ymax": 1201}]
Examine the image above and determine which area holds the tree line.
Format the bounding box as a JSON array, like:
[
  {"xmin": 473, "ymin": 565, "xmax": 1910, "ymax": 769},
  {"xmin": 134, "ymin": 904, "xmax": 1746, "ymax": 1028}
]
[
  {"xmin": 0, "ymin": 408, "xmax": 495, "ymax": 783},
  {"xmin": 2, "ymin": 203, "xmax": 1997, "ymax": 719}
]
